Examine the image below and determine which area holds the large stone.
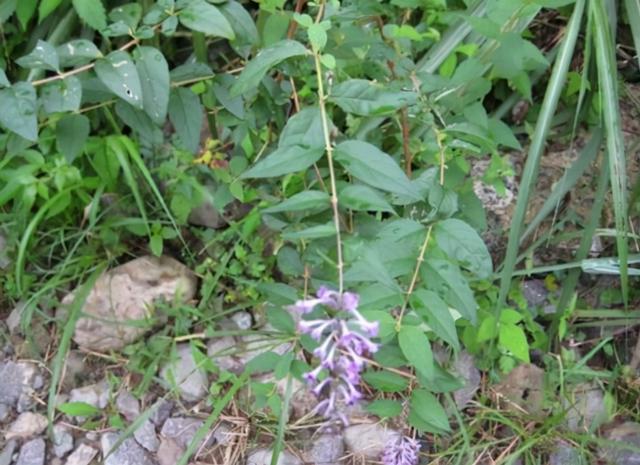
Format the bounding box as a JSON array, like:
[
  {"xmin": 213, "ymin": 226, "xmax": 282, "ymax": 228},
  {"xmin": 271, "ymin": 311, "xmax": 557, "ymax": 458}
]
[
  {"xmin": 116, "ymin": 390, "xmax": 140, "ymax": 421},
  {"xmin": 493, "ymin": 364, "xmax": 545, "ymax": 415},
  {"xmin": 16, "ymin": 438, "xmax": 45, "ymax": 465},
  {"xmin": 344, "ymin": 423, "xmax": 399, "ymax": 459},
  {"xmin": 134, "ymin": 419, "xmax": 160, "ymax": 452},
  {"xmin": 564, "ymin": 383, "xmax": 610, "ymax": 432},
  {"xmin": 149, "ymin": 399, "xmax": 173, "ymax": 426},
  {"xmin": 101, "ymin": 432, "xmax": 158, "ymax": 465},
  {"xmin": 60, "ymin": 256, "xmax": 197, "ymax": 352},
  {"xmin": 246, "ymin": 448, "xmax": 302, "ymax": 465},
  {"xmin": 6, "ymin": 412, "xmax": 48, "ymax": 440},
  {"xmin": 0, "ymin": 361, "xmax": 40, "ymax": 408},
  {"xmin": 64, "ymin": 444, "xmax": 97, "ymax": 465},
  {"xmin": 160, "ymin": 344, "xmax": 208, "ymax": 402},
  {"xmin": 307, "ymin": 434, "xmax": 344, "ymax": 465},
  {"xmin": 599, "ymin": 422, "xmax": 640, "ymax": 465}
]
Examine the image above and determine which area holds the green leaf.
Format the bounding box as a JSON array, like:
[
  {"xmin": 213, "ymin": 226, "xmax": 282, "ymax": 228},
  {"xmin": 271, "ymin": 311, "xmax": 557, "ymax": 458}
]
[
  {"xmin": 422, "ymin": 259, "xmax": 477, "ymax": 323},
  {"xmin": 38, "ymin": 0, "xmax": 64, "ymax": 21},
  {"xmin": 398, "ymin": 325, "xmax": 433, "ymax": 379},
  {"xmin": 335, "ymin": 140, "xmax": 421, "ymax": 201},
  {"xmin": 115, "ymin": 101, "xmax": 162, "ymax": 145},
  {"xmin": 57, "ymin": 401, "xmax": 101, "ymax": 417},
  {"xmin": 16, "ymin": 40, "xmax": 59, "ymax": 71},
  {"xmin": 340, "ymin": 184, "xmax": 395, "ymax": 213},
  {"xmin": 0, "ymin": 82, "xmax": 38, "ymax": 141},
  {"xmin": 230, "ymin": 40, "xmax": 308, "ymax": 97},
  {"xmin": 408, "ymin": 389, "xmax": 451, "ymax": 433},
  {"xmin": 57, "ymin": 40, "xmax": 102, "ymax": 68},
  {"xmin": 411, "ymin": 289, "xmax": 459, "ymax": 351},
  {"xmin": 330, "ymin": 79, "xmax": 417, "ymax": 116},
  {"xmin": 366, "ymin": 399, "xmax": 402, "ymax": 419},
  {"xmin": 308, "ymin": 23, "xmax": 327, "ymax": 50},
  {"xmin": 282, "ymin": 223, "xmax": 335, "ymax": 240},
  {"xmin": 72, "ymin": 0, "xmax": 107, "ymax": 30},
  {"xmin": 95, "ymin": 51, "xmax": 143, "ymax": 109},
  {"xmin": 263, "ymin": 190, "xmax": 330, "ymax": 214},
  {"xmin": 16, "ymin": 0, "xmax": 36, "ymax": 28},
  {"xmin": 219, "ymin": 0, "xmax": 259, "ymax": 48},
  {"xmin": 109, "ymin": 3, "xmax": 142, "ymax": 29},
  {"xmin": 279, "ymin": 107, "xmax": 325, "ymax": 149},
  {"xmin": 498, "ymin": 323, "xmax": 530, "ymax": 362},
  {"xmin": 179, "ymin": 0, "xmax": 234, "ymax": 39},
  {"xmin": 41, "ymin": 77, "xmax": 82, "ymax": 114},
  {"xmin": 150, "ymin": 234, "xmax": 163, "ymax": 256},
  {"xmin": 362, "ymin": 370, "xmax": 409, "ymax": 393},
  {"xmin": 168, "ymin": 87, "xmax": 203, "ymax": 153},
  {"xmin": 56, "ymin": 114, "xmax": 90, "ymax": 163},
  {"xmin": 241, "ymin": 146, "xmax": 323, "ymax": 179},
  {"xmin": 434, "ymin": 218, "xmax": 492, "ymax": 278},
  {"xmin": 135, "ymin": 46, "xmax": 170, "ymax": 124}
]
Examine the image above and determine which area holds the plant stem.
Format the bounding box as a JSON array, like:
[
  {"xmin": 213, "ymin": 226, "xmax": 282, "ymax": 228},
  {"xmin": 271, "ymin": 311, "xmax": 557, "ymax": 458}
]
[{"xmin": 313, "ymin": 52, "xmax": 344, "ymax": 294}]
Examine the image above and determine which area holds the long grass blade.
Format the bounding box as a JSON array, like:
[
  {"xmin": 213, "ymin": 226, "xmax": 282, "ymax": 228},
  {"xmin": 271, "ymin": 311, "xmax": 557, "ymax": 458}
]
[
  {"xmin": 625, "ymin": 0, "xmax": 640, "ymax": 69},
  {"xmin": 496, "ymin": 0, "xmax": 586, "ymax": 311},
  {"xmin": 592, "ymin": 0, "xmax": 630, "ymax": 303}
]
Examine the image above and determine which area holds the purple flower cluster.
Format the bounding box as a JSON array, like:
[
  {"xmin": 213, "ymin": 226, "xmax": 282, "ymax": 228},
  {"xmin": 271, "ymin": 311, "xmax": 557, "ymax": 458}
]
[
  {"xmin": 290, "ymin": 287, "xmax": 379, "ymax": 424},
  {"xmin": 382, "ymin": 436, "xmax": 421, "ymax": 465}
]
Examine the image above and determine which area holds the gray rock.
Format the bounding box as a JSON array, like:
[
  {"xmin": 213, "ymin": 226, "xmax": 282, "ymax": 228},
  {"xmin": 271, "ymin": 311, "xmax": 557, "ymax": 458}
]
[
  {"xmin": 157, "ymin": 438, "xmax": 183, "ymax": 465},
  {"xmin": 231, "ymin": 311, "xmax": 253, "ymax": 330},
  {"xmin": 7, "ymin": 301, "xmax": 25, "ymax": 334},
  {"xmin": 160, "ymin": 417, "xmax": 212, "ymax": 449},
  {"xmin": 64, "ymin": 444, "xmax": 97, "ymax": 465},
  {"xmin": 160, "ymin": 344, "xmax": 208, "ymax": 402},
  {"xmin": 452, "ymin": 351, "xmax": 481, "ymax": 409},
  {"xmin": 213, "ymin": 422, "xmax": 234, "ymax": 446},
  {"xmin": 134, "ymin": 419, "xmax": 160, "ymax": 452},
  {"xmin": 247, "ymin": 448, "xmax": 302, "ymax": 465},
  {"xmin": 238, "ymin": 331, "xmax": 292, "ymax": 366},
  {"xmin": 69, "ymin": 380, "xmax": 110, "ymax": 412},
  {"xmin": 344, "ymin": 423, "xmax": 399, "ymax": 459},
  {"xmin": 6, "ymin": 412, "xmax": 48, "ymax": 440},
  {"xmin": 116, "ymin": 390, "xmax": 140, "ymax": 421},
  {"xmin": 564, "ymin": 383, "xmax": 609, "ymax": 432},
  {"xmin": 521, "ymin": 280, "xmax": 549, "ymax": 308},
  {"xmin": 0, "ymin": 403, "xmax": 11, "ymax": 422},
  {"xmin": 52, "ymin": 424, "xmax": 74, "ymax": 458},
  {"xmin": 149, "ymin": 399, "xmax": 173, "ymax": 426},
  {"xmin": 549, "ymin": 441, "xmax": 585, "ymax": 465},
  {"xmin": 207, "ymin": 337, "xmax": 244, "ymax": 373},
  {"xmin": 16, "ymin": 437, "xmax": 45, "ymax": 465},
  {"xmin": 188, "ymin": 201, "xmax": 226, "ymax": 229},
  {"xmin": 59, "ymin": 256, "xmax": 198, "ymax": 352},
  {"xmin": 101, "ymin": 432, "xmax": 158, "ymax": 465},
  {"xmin": 0, "ymin": 440, "xmax": 16, "ymax": 465},
  {"xmin": 601, "ymin": 422, "xmax": 640, "ymax": 465},
  {"xmin": 0, "ymin": 361, "xmax": 39, "ymax": 408},
  {"xmin": 308, "ymin": 434, "xmax": 344, "ymax": 465}
]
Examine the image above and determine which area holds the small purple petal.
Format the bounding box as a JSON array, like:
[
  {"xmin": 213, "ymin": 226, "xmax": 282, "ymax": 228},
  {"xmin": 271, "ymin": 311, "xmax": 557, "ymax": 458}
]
[{"xmin": 341, "ymin": 292, "xmax": 359, "ymax": 312}]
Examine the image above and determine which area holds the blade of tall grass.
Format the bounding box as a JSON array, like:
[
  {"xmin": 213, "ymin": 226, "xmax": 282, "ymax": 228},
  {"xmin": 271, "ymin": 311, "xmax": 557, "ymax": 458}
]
[
  {"xmin": 625, "ymin": 0, "xmax": 640, "ymax": 69},
  {"xmin": 592, "ymin": 0, "xmax": 630, "ymax": 303},
  {"xmin": 270, "ymin": 375, "xmax": 293, "ymax": 465},
  {"xmin": 496, "ymin": 0, "xmax": 586, "ymax": 311},
  {"xmin": 47, "ymin": 264, "xmax": 106, "ymax": 431},
  {"xmin": 521, "ymin": 129, "xmax": 603, "ymax": 242}
]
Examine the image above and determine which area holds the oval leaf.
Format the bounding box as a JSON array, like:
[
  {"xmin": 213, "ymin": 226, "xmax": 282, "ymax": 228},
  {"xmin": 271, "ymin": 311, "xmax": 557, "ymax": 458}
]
[
  {"xmin": 135, "ymin": 46, "xmax": 170, "ymax": 124},
  {"xmin": 411, "ymin": 289, "xmax": 460, "ymax": 351},
  {"xmin": 231, "ymin": 40, "xmax": 308, "ymax": 97},
  {"xmin": 16, "ymin": 40, "xmax": 59, "ymax": 71},
  {"xmin": 41, "ymin": 76, "xmax": 82, "ymax": 114},
  {"xmin": 335, "ymin": 140, "xmax": 421, "ymax": 201},
  {"xmin": 0, "ymin": 82, "xmax": 38, "ymax": 141},
  {"xmin": 95, "ymin": 51, "xmax": 143, "ymax": 109},
  {"xmin": 240, "ymin": 146, "xmax": 323, "ymax": 179},
  {"xmin": 340, "ymin": 184, "xmax": 395, "ymax": 213},
  {"xmin": 421, "ymin": 259, "xmax": 478, "ymax": 323},
  {"xmin": 330, "ymin": 79, "xmax": 417, "ymax": 116},
  {"xmin": 72, "ymin": 0, "xmax": 106, "ymax": 30},
  {"xmin": 398, "ymin": 325, "xmax": 433, "ymax": 380},
  {"xmin": 179, "ymin": 0, "xmax": 234, "ymax": 39},
  {"xmin": 168, "ymin": 87, "xmax": 203, "ymax": 153},
  {"xmin": 56, "ymin": 114, "xmax": 90, "ymax": 162},
  {"xmin": 263, "ymin": 190, "xmax": 330, "ymax": 214},
  {"xmin": 408, "ymin": 389, "xmax": 451, "ymax": 433},
  {"xmin": 57, "ymin": 40, "xmax": 102, "ymax": 68},
  {"xmin": 434, "ymin": 218, "xmax": 492, "ymax": 278}
]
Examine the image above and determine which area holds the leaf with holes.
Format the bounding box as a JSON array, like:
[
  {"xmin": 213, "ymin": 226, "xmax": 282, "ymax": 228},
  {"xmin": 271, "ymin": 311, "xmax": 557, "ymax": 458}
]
[
  {"xmin": 135, "ymin": 46, "xmax": 170, "ymax": 124},
  {"xmin": 168, "ymin": 87, "xmax": 203, "ymax": 153},
  {"xmin": 0, "ymin": 82, "xmax": 38, "ymax": 141},
  {"xmin": 95, "ymin": 51, "xmax": 143, "ymax": 109},
  {"xmin": 41, "ymin": 77, "xmax": 82, "ymax": 114},
  {"xmin": 179, "ymin": 0, "xmax": 234, "ymax": 39},
  {"xmin": 231, "ymin": 40, "xmax": 308, "ymax": 96}
]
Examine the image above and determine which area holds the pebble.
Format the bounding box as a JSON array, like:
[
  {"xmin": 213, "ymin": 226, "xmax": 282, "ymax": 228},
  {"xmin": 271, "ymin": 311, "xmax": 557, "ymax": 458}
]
[
  {"xmin": 207, "ymin": 337, "xmax": 244, "ymax": 373},
  {"xmin": 157, "ymin": 438, "xmax": 183, "ymax": 465},
  {"xmin": 564, "ymin": 383, "xmax": 609, "ymax": 432},
  {"xmin": 64, "ymin": 444, "xmax": 97, "ymax": 465},
  {"xmin": 231, "ymin": 311, "xmax": 253, "ymax": 330},
  {"xmin": 247, "ymin": 448, "xmax": 302, "ymax": 465},
  {"xmin": 116, "ymin": 390, "xmax": 140, "ymax": 421},
  {"xmin": 308, "ymin": 434, "xmax": 344, "ymax": 465},
  {"xmin": 160, "ymin": 344, "xmax": 208, "ymax": 402},
  {"xmin": 149, "ymin": 399, "xmax": 173, "ymax": 426},
  {"xmin": 0, "ymin": 440, "xmax": 16, "ymax": 465},
  {"xmin": 134, "ymin": 419, "xmax": 160, "ymax": 452},
  {"xmin": 601, "ymin": 421, "xmax": 640, "ymax": 465},
  {"xmin": 52, "ymin": 424, "xmax": 74, "ymax": 458},
  {"xmin": 344, "ymin": 423, "xmax": 400, "ymax": 459},
  {"xmin": 101, "ymin": 432, "xmax": 158, "ymax": 465},
  {"xmin": 69, "ymin": 380, "xmax": 110, "ymax": 411},
  {"xmin": 0, "ymin": 361, "xmax": 39, "ymax": 409},
  {"xmin": 452, "ymin": 351, "xmax": 481, "ymax": 409},
  {"xmin": 549, "ymin": 441, "xmax": 584, "ymax": 465},
  {"xmin": 160, "ymin": 416, "xmax": 211, "ymax": 449},
  {"xmin": 16, "ymin": 437, "xmax": 45, "ymax": 465},
  {"xmin": 6, "ymin": 412, "xmax": 48, "ymax": 440}
]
